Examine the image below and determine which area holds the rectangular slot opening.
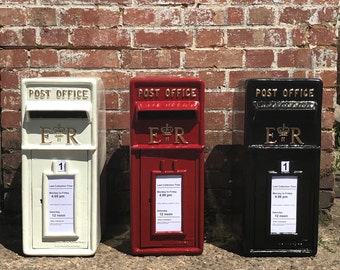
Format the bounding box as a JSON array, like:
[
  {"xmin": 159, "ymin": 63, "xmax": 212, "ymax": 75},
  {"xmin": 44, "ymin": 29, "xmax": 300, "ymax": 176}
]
[
  {"xmin": 29, "ymin": 111, "xmax": 88, "ymax": 119},
  {"xmin": 138, "ymin": 110, "xmax": 196, "ymax": 120}
]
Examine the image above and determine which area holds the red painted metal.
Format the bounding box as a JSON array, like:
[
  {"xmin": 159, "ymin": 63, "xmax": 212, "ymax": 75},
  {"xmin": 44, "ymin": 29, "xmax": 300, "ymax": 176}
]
[{"xmin": 130, "ymin": 77, "xmax": 204, "ymax": 255}]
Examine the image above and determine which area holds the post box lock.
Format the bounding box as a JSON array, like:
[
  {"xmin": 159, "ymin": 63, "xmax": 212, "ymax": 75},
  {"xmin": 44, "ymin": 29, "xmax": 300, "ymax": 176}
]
[
  {"xmin": 21, "ymin": 77, "xmax": 106, "ymax": 256},
  {"xmin": 130, "ymin": 77, "xmax": 205, "ymax": 255}
]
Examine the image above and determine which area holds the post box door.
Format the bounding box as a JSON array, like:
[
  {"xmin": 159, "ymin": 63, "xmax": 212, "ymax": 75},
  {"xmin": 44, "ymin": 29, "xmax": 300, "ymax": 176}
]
[
  {"xmin": 30, "ymin": 150, "xmax": 89, "ymax": 249},
  {"xmin": 139, "ymin": 150, "xmax": 200, "ymax": 248},
  {"xmin": 249, "ymin": 149, "xmax": 319, "ymax": 252}
]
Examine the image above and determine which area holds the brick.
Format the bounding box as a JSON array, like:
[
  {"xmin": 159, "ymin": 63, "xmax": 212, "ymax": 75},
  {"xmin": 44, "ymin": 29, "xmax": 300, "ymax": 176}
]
[
  {"xmin": 205, "ymin": 92, "xmax": 233, "ymax": 110},
  {"xmin": 318, "ymin": 7, "xmax": 338, "ymax": 23},
  {"xmin": 0, "ymin": 8, "xmax": 26, "ymax": 26},
  {"xmin": 205, "ymin": 112, "xmax": 225, "ymax": 130},
  {"xmin": 0, "ymin": 71, "xmax": 19, "ymax": 89},
  {"xmin": 185, "ymin": 49, "xmax": 243, "ymax": 68},
  {"xmin": 229, "ymin": 70, "xmax": 289, "ymax": 88},
  {"xmin": 0, "ymin": 49, "xmax": 28, "ymax": 68},
  {"xmin": 185, "ymin": 8, "xmax": 225, "ymax": 25},
  {"xmin": 205, "ymin": 131, "xmax": 232, "ymax": 152},
  {"xmin": 246, "ymin": 50, "xmax": 274, "ymax": 68},
  {"xmin": 196, "ymin": 29, "xmax": 224, "ymax": 47},
  {"xmin": 40, "ymin": 28, "xmax": 69, "ymax": 46},
  {"xmin": 28, "ymin": 7, "xmax": 56, "ymax": 26},
  {"xmin": 1, "ymin": 111, "xmax": 21, "ymax": 128},
  {"xmin": 106, "ymin": 111, "xmax": 130, "ymax": 129},
  {"xmin": 1, "ymin": 91, "xmax": 21, "ymax": 110},
  {"xmin": 106, "ymin": 91, "xmax": 119, "ymax": 110},
  {"xmin": 81, "ymin": 71, "xmax": 131, "ymax": 90},
  {"xmin": 277, "ymin": 49, "xmax": 312, "ymax": 68},
  {"xmin": 322, "ymin": 88, "xmax": 335, "ymax": 109},
  {"xmin": 227, "ymin": 7, "xmax": 244, "ymax": 25},
  {"xmin": 313, "ymin": 48, "xmax": 337, "ymax": 68},
  {"xmin": 121, "ymin": 49, "xmax": 180, "ymax": 69},
  {"xmin": 61, "ymin": 8, "xmax": 120, "ymax": 27},
  {"xmin": 248, "ymin": 7, "xmax": 275, "ymax": 25},
  {"xmin": 2, "ymin": 150, "xmax": 21, "ymax": 170},
  {"xmin": 321, "ymin": 131, "xmax": 334, "ymax": 150},
  {"xmin": 310, "ymin": 26, "xmax": 337, "ymax": 46},
  {"xmin": 123, "ymin": 8, "xmax": 156, "ymax": 26},
  {"xmin": 198, "ymin": 70, "xmax": 225, "ymax": 89},
  {"xmin": 136, "ymin": 0, "xmax": 193, "ymax": 4},
  {"xmin": 228, "ymin": 28, "xmax": 286, "ymax": 47},
  {"xmin": 2, "ymin": 130, "xmax": 21, "ymax": 149},
  {"xmin": 30, "ymin": 49, "xmax": 58, "ymax": 67},
  {"xmin": 280, "ymin": 7, "xmax": 311, "ymax": 24},
  {"xmin": 134, "ymin": 29, "xmax": 193, "ymax": 48},
  {"xmin": 319, "ymin": 70, "xmax": 337, "ymax": 88},
  {"xmin": 320, "ymin": 151, "xmax": 334, "ymax": 170},
  {"xmin": 71, "ymin": 28, "xmax": 130, "ymax": 48},
  {"xmin": 322, "ymin": 110, "xmax": 334, "ymax": 130},
  {"xmin": 60, "ymin": 50, "xmax": 120, "ymax": 68}
]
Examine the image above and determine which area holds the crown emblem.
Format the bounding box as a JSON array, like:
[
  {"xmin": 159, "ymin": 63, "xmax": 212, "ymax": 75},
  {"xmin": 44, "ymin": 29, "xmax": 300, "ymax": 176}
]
[
  {"xmin": 161, "ymin": 123, "xmax": 174, "ymax": 141},
  {"xmin": 277, "ymin": 124, "xmax": 290, "ymax": 142},
  {"xmin": 53, "ymin": 124, "xmax": 66, "ymax": 142}
]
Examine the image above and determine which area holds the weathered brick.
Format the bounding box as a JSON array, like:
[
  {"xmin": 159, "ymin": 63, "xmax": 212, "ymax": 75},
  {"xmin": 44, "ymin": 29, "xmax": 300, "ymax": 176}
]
[
  {"xmin": 280, "ymin": 7, "xmax": 311, "ymax": 24},
  {"xmin": 246, "ymin": 49, "xmax": 274, "ymax": 68},
  {"xmin": 30, "ymin": 49, "xmax": 58, "ymax": 67},
  {"xmin": 205, "ymin": 92, "xmax": 233, "ymax": 110},
  {"xmin": 205, "ymin": 112, "xmax": 226, "ymax": 130},
  {"xmin": 106, "ymin": 111, "xmax": 130, "ymax": 129},
  {"xmin": 2, "ymin": 130, "xmax": 21, "ymax": 150},
  {"xmin": 123, "ymin": 8, "xmax": 156, "ymax": 26},
  {"xmin": 121, "ymin": 49, "xmax": 180, "ymax": 69},
  {"xmin": 196, "ymin": 29, "xmax": 224, "ymax": 47},
  {"xmin": 310, "ymin": 26, "xmax": 337, "ymax": 46},
  {"xmin": 227, "ymin": 7, "xmax": 244, "ymax": 25},
  {"xmin": 198, "ymin": 70, "xmax": 226, "ymax": 89},
  {"xmin": 134, "ymin": 29, "xmax": 193, "ymax": 48},
  {"xmin": 60, "ymin": 50, "xmax": 120, "ymax": 68},
  {"xmin": 185, "ymin": 7, "xmax": 225, "ymax": 25},
  {"xmin": 28, "ymin": 7, "xmax": 56, "ymax": 26},
  {"xmin": 0, "ymin": 71, "xmax": 19, "ymax": 89},
  {"xmin": 61, "ymin": 8, "xmax": 120, "ymax": 27},
  {"xmin": 1, "ymin": 111, "xmax": 21, "ymax": 128},
  {"xmin": 185, "ymin": 49, "xmax": 243, "ymax": 68},
  {"xmin": 1, "ymin": 91, "xmax": 21, "ymax": 110},
  {"xmin": 277, "ymin": 49, "xmax": 312, "ymax": 68},
  {"xmin": 248, "ymin": 7, "xmax": 275, "ymax": 25},
  {"xmin": 106, "ymin": 91, "xmax": 120, "ymax": 110},
  {"xmin": 0, "ymin": 8, "xmax": 26, "ymax": 26},
  {"xmin": 71, "ymin": 28, "xmax": 130, "ymax": 48},
  {"xmin": 0, "ymin": 49, "xmax": 28, "ymax": 68},
  {"xmin": 40, "ymin": 28, "xmax": 69, "ymax": 46}
]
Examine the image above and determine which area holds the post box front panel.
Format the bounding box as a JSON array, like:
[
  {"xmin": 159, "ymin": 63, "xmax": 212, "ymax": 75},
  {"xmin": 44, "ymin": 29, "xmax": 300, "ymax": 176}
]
[
  {"xmin": 244, "ymin": 79, "xmax": 322, "ymax": 147},
  {"xmin": 23, "ymin": 119, "xmax": 92, "ymax": 147},
  {"xmin": 130, "ymin": 78, "xmax": 204, "ymax": 148},
  {"xmin": 29, "ymin": 150, "xmax": 90, "ymax": 249},
  {"xmin": 139, "ymin": 150, "xmax": 202, "ymax": 248},
  {"xmin": 246, "ymin": 149, "xmax": 319, "ymax": 254}
]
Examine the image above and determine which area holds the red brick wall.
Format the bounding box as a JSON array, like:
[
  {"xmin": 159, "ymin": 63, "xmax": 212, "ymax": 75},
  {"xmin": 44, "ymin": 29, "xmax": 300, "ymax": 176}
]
[{"xmin": 0, "ymin": 1, "xmax": 337, "ymax": 218}]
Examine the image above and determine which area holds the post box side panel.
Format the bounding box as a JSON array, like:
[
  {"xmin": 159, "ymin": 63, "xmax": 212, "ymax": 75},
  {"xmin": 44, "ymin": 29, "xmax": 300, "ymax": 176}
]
[
  {"xmin": 247, "ymin": 149, "xmax": 319, "ymax": 255},
  {"xmin": 29, "ymin": 150, "xmax": 90, "ymax": 251},
  {"xmin": 244, "ymin": 79, "xmax": 322, "ymax": 147}
]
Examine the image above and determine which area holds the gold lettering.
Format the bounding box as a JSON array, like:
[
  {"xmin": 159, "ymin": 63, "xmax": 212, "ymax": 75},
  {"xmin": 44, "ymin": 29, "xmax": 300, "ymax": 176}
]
[
  {"xmin": 41, "ymin": 127, "xmax": 52, "ymax": 144},
  {"xmin": 255, "ymin": 88, "xmax": 278, "ymax": 98},
  {"xmin": 148, "ymin": 127, "xmax": 161, "ymax": 144},
  {"xmin": 66, "ymin": 128, "xmax": 79, "ymax": 145},
  {"xmin": 265, "ymin": 127, "xmax": 277, "ymax": 144},
  {"xmin": 290, "ymin": 127, "xmax": 304, "ymax": 145},
  {"xmin": 174, "ymin": 127, "xmax": 188, "ymax": 144}
]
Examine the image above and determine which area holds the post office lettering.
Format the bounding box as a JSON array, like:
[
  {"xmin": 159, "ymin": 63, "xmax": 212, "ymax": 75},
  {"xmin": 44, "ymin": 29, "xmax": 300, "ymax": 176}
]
[
  {"xmin": 256, "ymin": 88, "xmax": 278, "ymax": 98},
  {"xmin": 138, "ymin": 88, "xmax": 160, "ymax": 98},
  {"xmin": 282, "ymin": 88, "xmax": 314, "ymax": 98},
  {"xmin": 29, "ymin": 89, "xmax": 51, "ymax": 99},
  {"xmin": 165, "ymin": 88, "xmax": 197, "ymax": 99}
]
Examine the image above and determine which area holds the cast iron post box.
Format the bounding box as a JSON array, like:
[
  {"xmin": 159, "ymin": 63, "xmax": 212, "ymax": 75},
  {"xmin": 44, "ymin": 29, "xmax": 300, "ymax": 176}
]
[
  {"xmin": 236, "ymin": 78, "xmax": 322, "ymax": 256},
  {"xmin": 21, "ymin": 77, "xmax": 106, "ymax": 256},
  {"xmin": 130, "ymin": 77, "xmax": 204, "ymax": 255}
]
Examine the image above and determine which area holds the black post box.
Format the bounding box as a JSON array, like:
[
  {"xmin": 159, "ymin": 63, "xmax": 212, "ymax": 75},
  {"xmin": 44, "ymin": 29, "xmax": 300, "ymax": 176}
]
[{"xmin": 235, "ymin": 78, "xmax": 323, "ymax": 256}]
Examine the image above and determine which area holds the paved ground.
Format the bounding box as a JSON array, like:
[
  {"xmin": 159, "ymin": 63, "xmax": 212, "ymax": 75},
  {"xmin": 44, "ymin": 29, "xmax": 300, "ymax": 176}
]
[{"xmin": 0, "ymin": 199, "xmax": 339, "ymax": 270}]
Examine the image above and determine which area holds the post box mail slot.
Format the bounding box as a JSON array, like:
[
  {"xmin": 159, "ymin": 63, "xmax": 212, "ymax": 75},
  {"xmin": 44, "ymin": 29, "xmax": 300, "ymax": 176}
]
[
  {"xmin": 21, "ymin": 77, "xmax": 106, "ymax": 256},
  {"xmin": 130, "ymin": 77, "xmax": 204, "ymax": 255},
  {"xmin": 235, "ymin": 78, "xmax": 322, "ymax": 256}
]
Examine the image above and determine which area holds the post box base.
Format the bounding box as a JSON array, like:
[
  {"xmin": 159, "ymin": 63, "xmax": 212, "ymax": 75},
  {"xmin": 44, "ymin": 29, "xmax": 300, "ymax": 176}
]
[
  {"xmin": 244, "ymin": 248, "xmax": 317, "ymax": 257},
  {"xmin": 131, "ymin": 247, "xmax": 203, "ymax": 256}
]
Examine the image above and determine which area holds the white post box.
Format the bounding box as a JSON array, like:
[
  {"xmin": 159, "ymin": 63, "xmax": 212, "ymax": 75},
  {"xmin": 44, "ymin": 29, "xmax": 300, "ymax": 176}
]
[{"xmin": 21, "ymin": 77, "xmax": 106, "ymax": 256}]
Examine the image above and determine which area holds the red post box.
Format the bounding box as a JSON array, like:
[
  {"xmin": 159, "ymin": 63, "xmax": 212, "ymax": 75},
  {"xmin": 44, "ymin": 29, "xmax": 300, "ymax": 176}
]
[{"xmin": 130, "ymin": 77, "xmax": 204, "ymax": 255}]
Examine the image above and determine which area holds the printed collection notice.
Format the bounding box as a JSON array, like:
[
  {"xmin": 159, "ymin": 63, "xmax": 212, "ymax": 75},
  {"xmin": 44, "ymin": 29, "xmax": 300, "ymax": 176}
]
[
  {"xmin": 47, "ymin": 177, "xmax": 75, "ymax": 234},
  {"xmin": 155, "ymin": 175, "xmax": 182, "ymax": 232},
  {"xmin": 270, "ymin": 176, "xmax": 298, "ymax": 235}
]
